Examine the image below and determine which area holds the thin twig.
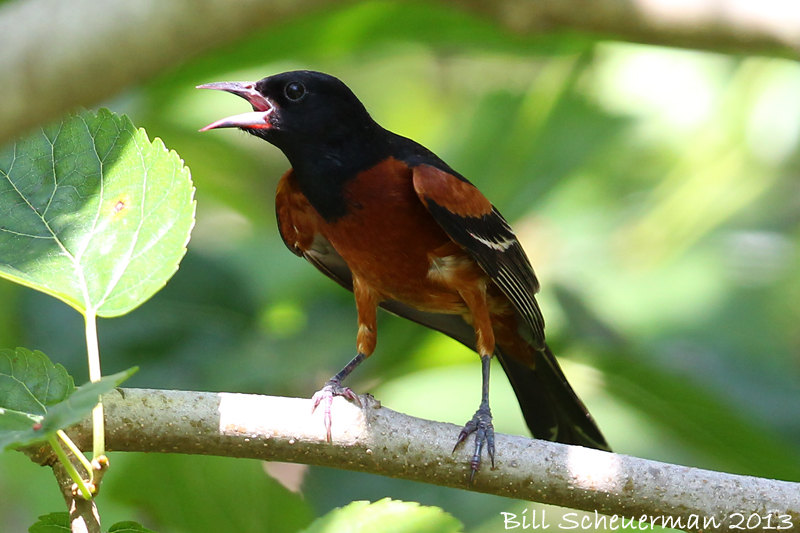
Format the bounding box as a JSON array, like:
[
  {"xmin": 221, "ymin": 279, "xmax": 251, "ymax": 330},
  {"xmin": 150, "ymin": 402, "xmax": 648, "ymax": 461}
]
[{"xmin": 51, "ymin": 461, "xmax": 101, "ymax": 533}]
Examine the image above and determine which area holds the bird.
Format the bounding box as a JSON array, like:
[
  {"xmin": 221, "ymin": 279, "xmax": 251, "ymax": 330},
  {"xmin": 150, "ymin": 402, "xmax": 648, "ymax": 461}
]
[{"xmin": 198, "ymin": 70, "xmax": 609, "ymax": 479}]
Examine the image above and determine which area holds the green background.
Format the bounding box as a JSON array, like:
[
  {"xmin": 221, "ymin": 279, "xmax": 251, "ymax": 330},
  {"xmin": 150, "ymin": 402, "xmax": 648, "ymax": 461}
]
[{"xmin": 2, "ymin": 1, "xmax": 800, "ymax": 531}]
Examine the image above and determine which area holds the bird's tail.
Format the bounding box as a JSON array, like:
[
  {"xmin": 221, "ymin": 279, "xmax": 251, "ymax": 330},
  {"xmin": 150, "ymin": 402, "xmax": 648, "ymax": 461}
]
[
  {"xmin": 495, "ymin": 342, "xmax": 610, "ymax": 451},
  {"xmin": 378, "ymin": 299, "xmax": 609, "ymax": 450}
]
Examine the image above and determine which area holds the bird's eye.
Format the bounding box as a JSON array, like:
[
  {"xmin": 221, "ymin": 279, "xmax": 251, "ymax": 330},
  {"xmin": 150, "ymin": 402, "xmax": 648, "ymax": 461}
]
[{"xmin": 284, "ymin": 81, "xmax": 306, "ymax": 101}]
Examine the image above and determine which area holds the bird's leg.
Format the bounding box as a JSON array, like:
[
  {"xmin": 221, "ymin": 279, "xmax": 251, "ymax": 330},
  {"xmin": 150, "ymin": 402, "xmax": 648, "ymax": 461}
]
[
  {"xmin": 453, "ymin": 286, "xmax": 496, "ymax": 481},
  {"xmin": 311, "ymin": 275, "xmax": 379, "ymax": 441},
  {"xmin": 311, "ymin": 353, "xmax": 365, "ymax": 441},
  {"xmin": 455, "ymin": 354, "xmax": 495, "ymax": 482}
]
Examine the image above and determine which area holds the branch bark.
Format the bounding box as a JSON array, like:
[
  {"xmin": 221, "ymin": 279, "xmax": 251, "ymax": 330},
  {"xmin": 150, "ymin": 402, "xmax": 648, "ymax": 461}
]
[
  {"xmin": 27, "ymin": 388, "xmax": 800, "ymax": 533},
  {"xmin": 452, "ymin": 0, "xmax": 800, "ymax": 58},
  {"xmin": 2, "ymin": 0, "xmax": 800, "ymax": 146},
  {"xmin": 51, "ymin": 462, "xmax": 101, "ymax": 533}
]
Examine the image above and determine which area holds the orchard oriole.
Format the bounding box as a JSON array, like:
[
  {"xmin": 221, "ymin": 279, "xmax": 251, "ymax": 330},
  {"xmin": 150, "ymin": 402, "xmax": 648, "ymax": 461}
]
[{"xmin": 199, "ymin": 70, "xmax": 609, "ymax": 479}]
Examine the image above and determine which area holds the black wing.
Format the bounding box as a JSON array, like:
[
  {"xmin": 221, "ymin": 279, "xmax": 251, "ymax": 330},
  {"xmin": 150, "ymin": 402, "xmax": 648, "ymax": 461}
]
[{"xmin": 412, "ymin": 164, "xmax": 545, "ymax": 348}]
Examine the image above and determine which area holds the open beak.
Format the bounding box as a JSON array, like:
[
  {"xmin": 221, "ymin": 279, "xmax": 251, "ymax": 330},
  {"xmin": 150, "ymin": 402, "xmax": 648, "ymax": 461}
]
[{"xmin": 197, "ymin": 81, "xmax": 276, "ymax": 131}]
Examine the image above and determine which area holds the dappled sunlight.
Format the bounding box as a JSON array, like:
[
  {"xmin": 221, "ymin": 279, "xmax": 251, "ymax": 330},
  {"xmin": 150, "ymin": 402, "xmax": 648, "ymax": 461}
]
[
  {"xmin": 260, "ymin": 300, "xmax": 308, "ymax": 338},
  {"xmin": 745, "ymin": 60, "xmax": 800, "ymax": 165},
  {"xmin": 217, "ymin": 392, "xmax": 366, "ymax": 445},
  {"xmin": 566, "ymin": 445, "xmax": 623, "ymax": 493},
  {"xmin": 190, "ymin": 201, "xmax": 253, "ymax": 252},
  {"xmin": 590, "ymin": 43, "xmax": 728, "ymax": 135},
  {"xmin": 619, "ymin": 147, "xmax": 774, "ymax": 268},
  {"xmin": 722, "ymin": 230, "xmax": 796, "ymax": 287},
  {"xmin": 559, "ymin": 358, "xmax": 605, "ymax": 400},
  {"xmin": 372, "ymin": 348, "xmax": 646, "ymax": 451},
  {"xmin": 372, "ymin": 361, "xmax": 529, "ymax": 434},
  {"xmin": 637, "ymin": 0, "xmax": 800, "ymax": 47},
  {"xmin": 6, "ymin": 0, "xmax": 800, "ymax": 526},
  {"xmin": 592, "ymin": 50, "xmax": 782, "ymax": 268}
]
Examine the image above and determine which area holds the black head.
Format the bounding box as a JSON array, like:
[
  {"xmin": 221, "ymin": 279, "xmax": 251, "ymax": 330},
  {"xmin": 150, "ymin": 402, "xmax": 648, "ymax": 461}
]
[
  {"xmin": 199, "ymin": 70, "xmax": 401, "ymax": 220},
  {"xmin": 199, "ymin": 71, "xmax": 381, "ymax": 167}
]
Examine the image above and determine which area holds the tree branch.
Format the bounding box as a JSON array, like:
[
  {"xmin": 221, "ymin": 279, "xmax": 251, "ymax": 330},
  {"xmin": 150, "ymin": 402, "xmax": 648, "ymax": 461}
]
[
  {"xmin": 26, "ymin": 388, "xmax": 800, "ymax": 532},
  {"xmin": 50, "ymin": 461, "xmax": 101, "ymax": 533},
  {"xmin": 2, "ymin": 0, "xmax": 800, "ymax": 145},
  {"xmin": 0, "ymin": 0, "xmax": 339, "ymax": 146},
  {"xmin": 451, "ymin": 0, "xmax": 800, "ymax": 58}
]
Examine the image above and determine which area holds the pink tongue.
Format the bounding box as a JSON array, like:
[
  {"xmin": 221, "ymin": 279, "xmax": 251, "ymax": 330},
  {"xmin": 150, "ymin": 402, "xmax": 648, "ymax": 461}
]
[{"xmin": 199, "ymin": 110, "xmax": 273, "ymax": 131}]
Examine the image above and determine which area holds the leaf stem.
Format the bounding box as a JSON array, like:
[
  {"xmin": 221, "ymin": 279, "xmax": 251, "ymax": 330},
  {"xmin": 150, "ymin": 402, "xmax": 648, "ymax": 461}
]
[
  {"xmin": 84, "ymin": 310, "xmax": 104, "ymax": 458},
  {"xmin": 48, "ymin": 433, "xmax": 93, "ymax": 501},
  {"xmin": 58, "ymin": 429, "xmax": 94, "ymax": 483}
]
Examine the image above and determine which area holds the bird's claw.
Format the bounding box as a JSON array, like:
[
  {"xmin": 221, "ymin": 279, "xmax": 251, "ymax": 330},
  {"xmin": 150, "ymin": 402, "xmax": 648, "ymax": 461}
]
[
  {"xmin": 311, "ymin": 379, "xmax": 361, "ymax": 442},
  {"xmin": 453, "ymin": 405, "xmax": 495, "ymax": 482}
]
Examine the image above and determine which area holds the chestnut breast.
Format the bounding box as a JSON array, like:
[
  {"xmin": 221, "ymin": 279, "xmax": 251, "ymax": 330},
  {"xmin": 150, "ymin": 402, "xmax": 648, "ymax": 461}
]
[{"xmin": 319, "ymin": 158, "xmax": 475, "ymax": 312}]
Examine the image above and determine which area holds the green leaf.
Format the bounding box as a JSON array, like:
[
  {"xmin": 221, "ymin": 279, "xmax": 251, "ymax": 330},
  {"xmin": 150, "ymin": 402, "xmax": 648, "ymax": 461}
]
[
  {"xmin": 108, "ymin": 521, "xmax": 158, "ymax": 533},
  {"xmin": 0, "ymin": 361, "xmax": 136, "ymax": 450},
  {"xmin": 0, "ymin": 347, "xmax": 75, "ymax": 449},
  {"xmin": 28, "ymin": 512, "xmax": 70, "ymax": 533},
  {"xmin": 0, "ymin": 407, "xmax": 40, "ymax": 435},
  {"xmin": 42, "ymin": 367, "xmax": 137, "ymax": 434},
  {"xmin": 0, "ymin": 108, "xmax": 195, "ymax": 318},
  {"xmin": 299, "ymin": 499, "xmax": 463, "ymax": 533},
  {"xmin": 0, "ymin": 347, "xmax": 74, "ymax": 416}
]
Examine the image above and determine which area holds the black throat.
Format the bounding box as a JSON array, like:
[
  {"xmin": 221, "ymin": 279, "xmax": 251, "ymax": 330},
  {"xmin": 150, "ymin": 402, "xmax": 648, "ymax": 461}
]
[{"xmin": 279, "ymin": 124, "xmax": 390, "ymax": 222}]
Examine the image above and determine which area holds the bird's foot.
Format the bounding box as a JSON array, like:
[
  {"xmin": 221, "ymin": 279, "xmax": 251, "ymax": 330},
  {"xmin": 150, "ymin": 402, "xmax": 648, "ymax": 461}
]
[
  {"xmin": 311, "ymin": 379, "xmax": 362, "ymax": 442},
  {"xmin": 454, "ymin": 404, "xmax": 495, "ymax": 482}
]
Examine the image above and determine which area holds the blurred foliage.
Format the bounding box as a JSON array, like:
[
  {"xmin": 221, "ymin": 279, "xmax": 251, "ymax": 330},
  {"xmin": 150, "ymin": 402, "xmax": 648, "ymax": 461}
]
[
  {"xmin": 298, "ymin": 498, "xmax": 463, "ymax": 533},
  {"xmin": 2, "ymin": 0, "xmax": 800, "ymax": 531}
]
